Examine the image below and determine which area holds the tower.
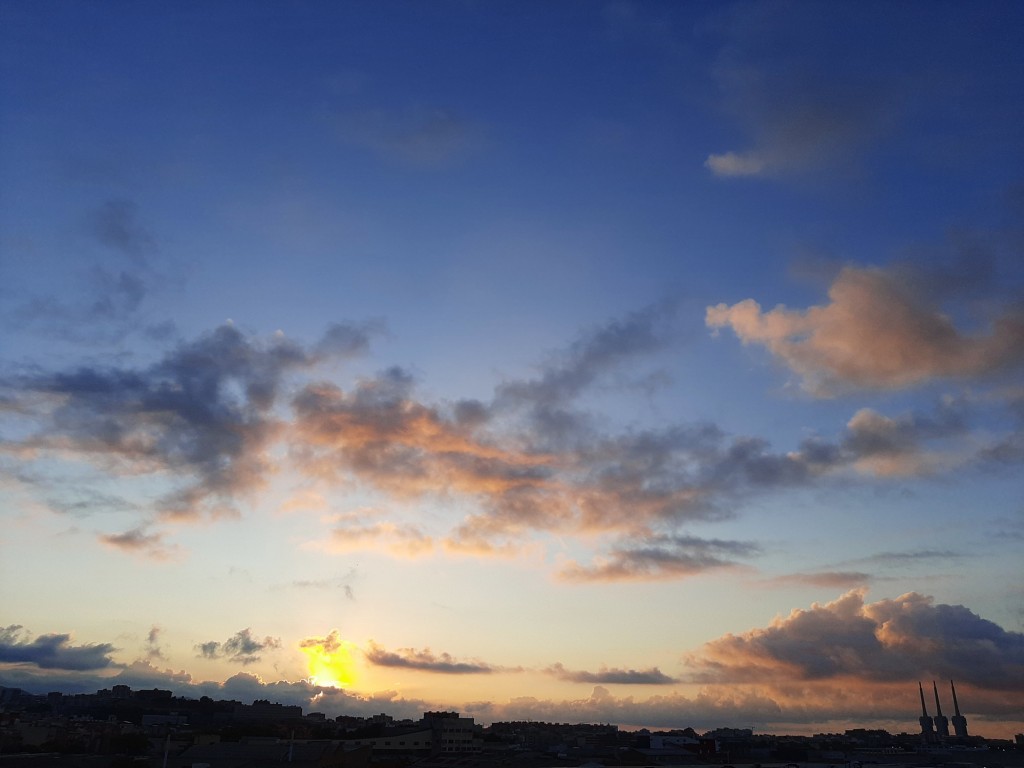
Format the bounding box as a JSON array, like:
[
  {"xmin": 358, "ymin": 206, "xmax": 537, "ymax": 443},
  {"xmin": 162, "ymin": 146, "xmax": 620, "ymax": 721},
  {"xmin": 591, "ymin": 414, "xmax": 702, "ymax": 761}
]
[
  {"xmin": 918, "ymin": 682, "xmax": 935, "ymax": 740},
  {"xmin": 932, "ymin": 681, "xmax": 949, "ymax": 738},
  {"xmin": 950, "ymin": 680, "xmax": 969, "ymax": 737}
]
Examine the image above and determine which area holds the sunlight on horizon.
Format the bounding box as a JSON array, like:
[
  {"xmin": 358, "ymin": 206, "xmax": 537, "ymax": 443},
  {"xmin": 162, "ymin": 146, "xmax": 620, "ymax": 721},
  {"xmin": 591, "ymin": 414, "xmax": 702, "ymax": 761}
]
[{"xmin": 302, "ymin": 639, "xmax": 357, "ymax": 689}]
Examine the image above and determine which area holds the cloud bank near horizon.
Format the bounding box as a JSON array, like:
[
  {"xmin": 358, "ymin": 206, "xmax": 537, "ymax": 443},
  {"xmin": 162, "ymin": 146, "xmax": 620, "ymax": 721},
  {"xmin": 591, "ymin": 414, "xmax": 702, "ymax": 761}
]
[{"xmin": 2, "ymin": 591, "xmax": 1020, "ymax": 733}]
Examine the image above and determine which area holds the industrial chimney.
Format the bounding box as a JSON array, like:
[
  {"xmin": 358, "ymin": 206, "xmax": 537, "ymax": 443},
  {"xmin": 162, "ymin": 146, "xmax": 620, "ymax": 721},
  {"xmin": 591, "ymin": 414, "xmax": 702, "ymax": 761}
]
[
  {"xmin": 918, "ymin": 682, "xmax": 935, "ymax": 741},
  {"xmin": 950, "ymin": 680, "xmax": 969, "ymax": 738},
  {"xmin": 932, "ymin": 681, "xmax": 949, "ymax": 738}
]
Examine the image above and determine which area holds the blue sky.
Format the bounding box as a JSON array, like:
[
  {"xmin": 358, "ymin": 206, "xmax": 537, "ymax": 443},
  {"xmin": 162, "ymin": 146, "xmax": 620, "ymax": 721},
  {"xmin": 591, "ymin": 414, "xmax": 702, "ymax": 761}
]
[{"xmin": 1, "ymin": 0, "xmax": 1022, "ymax": 737}]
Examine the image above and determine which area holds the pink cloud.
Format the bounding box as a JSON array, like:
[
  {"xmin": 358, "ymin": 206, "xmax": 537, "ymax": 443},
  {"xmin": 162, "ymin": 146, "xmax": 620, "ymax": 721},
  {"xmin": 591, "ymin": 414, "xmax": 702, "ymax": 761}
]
[{"xmin": 707, "ymin": 265, "xmax": 1024, "ymax": 394}]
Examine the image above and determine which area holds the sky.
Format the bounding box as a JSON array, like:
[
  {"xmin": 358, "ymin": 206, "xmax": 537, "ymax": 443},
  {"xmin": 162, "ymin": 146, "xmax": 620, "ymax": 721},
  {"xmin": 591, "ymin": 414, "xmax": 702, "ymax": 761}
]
[{"xmin": 1, "ymin": 0, "xmax": 1023, "ymax": 739}]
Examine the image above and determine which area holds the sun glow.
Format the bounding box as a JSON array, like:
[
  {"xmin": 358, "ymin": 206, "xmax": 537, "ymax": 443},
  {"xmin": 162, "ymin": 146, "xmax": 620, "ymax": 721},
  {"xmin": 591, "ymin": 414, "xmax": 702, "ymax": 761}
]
[{"xmin": 300, "ymin": 633, "xmax": 356, "ymax": 688}]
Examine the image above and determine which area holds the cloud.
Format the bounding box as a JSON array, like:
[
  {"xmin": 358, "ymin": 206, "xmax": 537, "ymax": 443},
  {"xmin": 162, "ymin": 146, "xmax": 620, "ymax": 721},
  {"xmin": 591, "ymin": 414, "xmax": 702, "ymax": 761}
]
[
  {"xmin": 195, "ymin": 629, "xmax": 281, "ymax": 666},
  {"xmin": 290, "ymin": 367, "xmax": 558, "ymax": 539},
  {"xmin": 364, "ymin": 642, "xmax": 499, "ymax": 674},
  {"xmin": 0, "ymin": 625, "xmax": 117, "ymax": 671},
  {"xmin": 546, "ymin": 662, "xmax": 678, "ymax": 685},
  {"xmin": 687, "ymin": 590, "xmax": 1024, "ymax": 690},
  {"xmin": 89, "ymin": 199, "xmax": 156, "ymax": 262},
  {"xmin": 497, "ymin": 302, "xmax": 676, "ymax": 410},
  {"xmin": 324, "ymin": 514, "xmax": 435, "ymax": 558},
  {"xmin": 762, "ymin": 572, "xmax": 872, "ymax": 589},
  {"xmin": 467, "ymin": 676, "xmax": 1022, "ymax": 734},
  {"xmin": 4, "ymin": 199, "xmax": 170, "ymax": 344},
  {"xmin": 289, "ymin": 303, "xmax": 987, "ymax": 566},
  {"xmin": 0, "ymin": 658, "xmax": 433, "ymax": 724},
  {"xmin": 703, "ymin": 3, "xmax": 905, "ymax": 178},
  {"xmin": 5, "ymin": 301, "xmax": 1009, "ymax": 575},
  {"xmin": 707, "ymin": 265, "xmax": 1024, "ymax": 393},
  {"xmin": 560, "ymin": 533, "xmax": 759, "ymax": 582},
  {"xmin": 280, "ymin": 573, "xmax": 357, "ymax": 600},
  {"xmin": 145, "ymin": 626, "xmax": 165, "ymax": 661},
  {"xmin": 704, "ymin": 151, "xmax": 767, "ymax": 178},
  {"xmin": 859, "ymin": 549, "xmax": 962, "ymax": 566},
  {"xmin": 335, "ymin": 107, "xmax": 484, "ymax": 167},
  {"xmin": 299, "ymin": 631, "xmax": 343, "ymax": 655},
  {"xmin": 494, "ymin": 301, "xmax": 678, "ymax": 447},
  {"xmin": 2, "ymin": 322, "xmax": 378, "ymax": 528},
  {"xmin": 3, "ymin": 607, "xmax": 1022, "ymax": 737},
  {"xmin": 99, "ymin": 526, "xmax": 176, "ymax": 560}
]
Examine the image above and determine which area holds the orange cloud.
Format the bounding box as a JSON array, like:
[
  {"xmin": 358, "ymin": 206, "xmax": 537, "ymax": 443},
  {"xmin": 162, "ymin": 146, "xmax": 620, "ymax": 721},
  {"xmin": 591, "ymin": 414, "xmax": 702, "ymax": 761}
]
[
  {"xmin": 707, "ymin": 265, "xmax": 1024, "ymax": 393},
  {"xmin": 291, "ymin": 378, "xmax": 555, "ymax": 501}
]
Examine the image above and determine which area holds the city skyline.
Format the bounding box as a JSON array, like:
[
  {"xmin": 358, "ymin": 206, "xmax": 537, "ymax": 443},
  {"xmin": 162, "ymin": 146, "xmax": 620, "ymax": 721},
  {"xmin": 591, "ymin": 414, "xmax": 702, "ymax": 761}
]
[{"xmin": 1, "ymin": 1, "xmax": 1023, "ymax": 739}]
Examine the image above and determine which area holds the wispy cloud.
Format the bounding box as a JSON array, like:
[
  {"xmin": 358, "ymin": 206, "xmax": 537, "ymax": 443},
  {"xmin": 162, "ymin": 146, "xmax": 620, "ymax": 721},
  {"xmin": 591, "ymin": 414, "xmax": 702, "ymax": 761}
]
[
  {"xmin": 5, "ymin": 198, "xmax": 172, "ymax": 344},
  {"xmin": 99, "ymin": 526, "xmax": 176, "ymax": 560},
  {"xmin": 546, "ymin": 662, "xmax": 678, "ymax": 685},
  {"xmin": 560, "ymin": 533, "xmax": 759, "ymax": 582},
  {"xmin": 89, "ymin": 199, "xmax": 156, "ymax": 263},
  {"xmin": 704, "ymin": 4, "xmax": 899, "ymax": 178},
  {"xmin": 145, "ymin": 626, "xmax": 165, "ymax": 661},
  {"xmin": 857, "ymin": 549, "xmax": 963, "ymax": 567},
  {"xmin": 364, "ymin": 642, "xmax": 504, "ymax": 675},
  {"xmin": 761, "ymin": 571, "xmax": 872, "ymax": 589},
  {"xmin": 335, "ymin": 106, "xmax": 484, "ymax": 167}
]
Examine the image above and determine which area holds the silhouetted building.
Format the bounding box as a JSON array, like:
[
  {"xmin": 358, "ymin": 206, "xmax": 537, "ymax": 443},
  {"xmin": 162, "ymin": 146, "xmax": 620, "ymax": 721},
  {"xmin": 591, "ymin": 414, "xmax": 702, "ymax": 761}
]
[
  {"xmin": 932, "ymin": 680, "xmax": 949, "ymax": 739},
  {"xmin": 423, "ymin": 711, "xmax": 478, "ymax": 754},
  {"xmin": 950, "ymin": 679, "xmax": 969, "ymax": 737}
]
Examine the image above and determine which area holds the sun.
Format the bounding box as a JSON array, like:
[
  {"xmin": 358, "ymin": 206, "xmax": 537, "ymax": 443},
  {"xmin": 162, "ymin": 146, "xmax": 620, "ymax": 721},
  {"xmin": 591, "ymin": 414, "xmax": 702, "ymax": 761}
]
[{"xmin": 301, "ymin": 635, "xmax": 356, "ymax": 688}]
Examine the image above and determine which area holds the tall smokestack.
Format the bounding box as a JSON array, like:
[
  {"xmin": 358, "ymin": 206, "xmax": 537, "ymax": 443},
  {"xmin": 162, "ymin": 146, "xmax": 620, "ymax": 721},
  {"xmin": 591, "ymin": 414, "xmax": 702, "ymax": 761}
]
[
  {"xmin": 918, "ymin": 682, "xmax": 935, "ymax": 741},
  {"xmin": 950, "ymin": 680, "xmax": 969, "ymax": 737},
  {"xmin": 932, "ymin": 681, "xmax": 949, "ymax": 738}
]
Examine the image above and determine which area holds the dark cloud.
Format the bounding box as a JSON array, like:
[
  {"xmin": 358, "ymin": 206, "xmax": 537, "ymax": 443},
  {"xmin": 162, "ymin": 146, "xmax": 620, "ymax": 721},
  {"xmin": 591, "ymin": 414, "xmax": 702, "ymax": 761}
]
[
  {"xmin": 546, "ymin": 662, "xmax": 678, "ymax": 685},
  {"xmin": 3, "ymin": 322, "xmax": 377, "ymax": 526},
  {"xmin": 315, "ymin": 321, "xmax": 382, "ymax": 359},
  {"xmin": 299, "ymin": 630, "xmax": 342, "ymax": 654},
  {"xmin": 561, "ymin": 533, "xmax": 759, "ymax": 582},
  {"xmin": 688, "ymin": 590, "xmax": 1024, "ymax": 690},
  {"xmin": 498, "ymin": 302, "xmax": 675, "ymax": 411},
  {"xmin": 494, "ymin": 301, "xmax": 678, "ymax": 448},
  {"xmin": 194, "ymin": 629, "xmax": 281, "ymax": 666},
  {"xmin": 0, "ymin": 625, "xmax": 117, "ymax": 671},
  {"xmin": 145, "ymin": 626, "xmax": 165, "ymax": 661},
  {"xmin": 364, "ymin": 643, "xmax": 498, "ymax": 674},
  {"xmin": 99, "ymin": 526, "xmax": 172, "ymax": 559},
  {"xmin": 45, "ymin": 487, "xmax": 139, "ymax": 517}
]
